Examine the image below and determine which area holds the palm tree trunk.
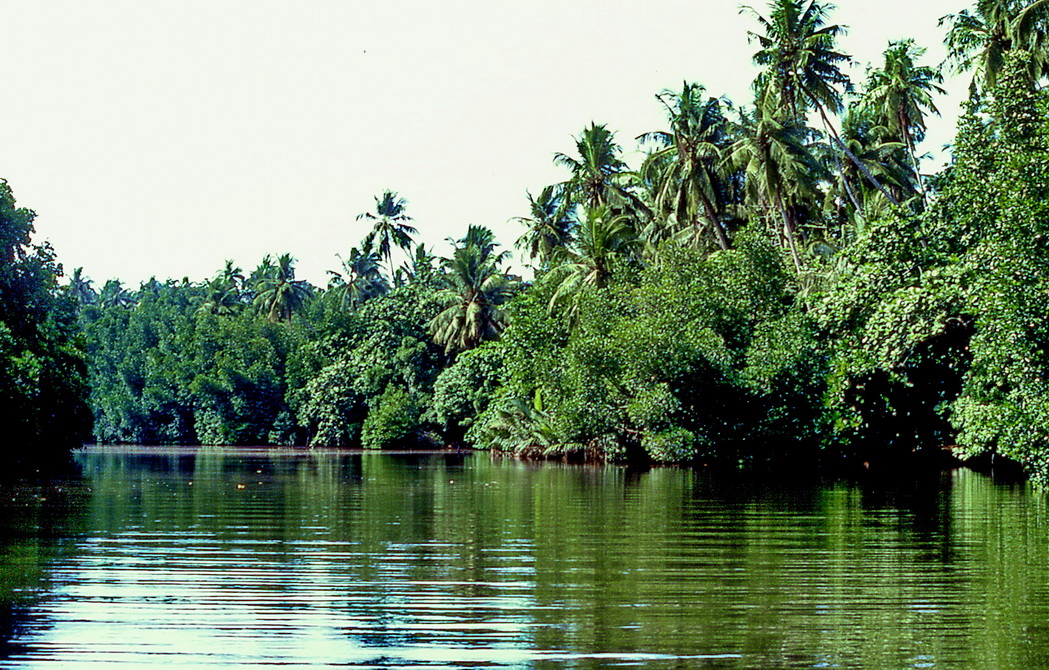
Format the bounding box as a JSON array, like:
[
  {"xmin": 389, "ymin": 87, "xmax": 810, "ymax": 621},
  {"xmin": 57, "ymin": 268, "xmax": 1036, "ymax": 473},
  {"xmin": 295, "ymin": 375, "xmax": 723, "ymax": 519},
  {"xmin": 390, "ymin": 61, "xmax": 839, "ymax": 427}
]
[
  {"xmin": 777, "ymin": 198, "xmax": 803, "ymax": 273},
  {"xmin": 816, "ymin": 105, "xmax": 900, "ymax": 207},
  {"xmin": 905, "ymin": 130, "xmax": 928, "ymax": 206},
  {"xmin": 700, "ymin": 197, "xmax": 731, "ymax": 251},
  {"xmin": 832, "ymin": 147, "xmax": 864, "ymax": 218}
]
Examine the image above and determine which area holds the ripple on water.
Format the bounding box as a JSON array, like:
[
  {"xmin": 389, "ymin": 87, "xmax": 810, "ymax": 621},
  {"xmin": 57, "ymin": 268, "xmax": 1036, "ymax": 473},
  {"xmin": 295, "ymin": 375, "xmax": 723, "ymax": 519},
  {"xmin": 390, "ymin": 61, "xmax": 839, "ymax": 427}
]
[{"xmin": 4, "ymin": 452, "xmax": 1049, "ymax": 668}]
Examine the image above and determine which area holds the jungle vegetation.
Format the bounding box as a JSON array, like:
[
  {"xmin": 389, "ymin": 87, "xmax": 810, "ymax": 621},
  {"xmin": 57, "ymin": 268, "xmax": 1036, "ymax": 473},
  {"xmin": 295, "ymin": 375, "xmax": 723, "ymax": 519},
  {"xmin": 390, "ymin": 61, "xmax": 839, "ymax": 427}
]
[{"xmin": 15, "ymin": 0, "xmax": 1049, "ymax": 485}]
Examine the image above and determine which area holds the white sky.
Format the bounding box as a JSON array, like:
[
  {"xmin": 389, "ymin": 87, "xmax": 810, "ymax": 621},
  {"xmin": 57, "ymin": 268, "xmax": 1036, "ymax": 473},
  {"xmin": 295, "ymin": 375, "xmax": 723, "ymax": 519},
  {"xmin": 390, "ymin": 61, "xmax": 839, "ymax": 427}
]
[{"xmin": 1, "ymin": 0, "xmax": 970, "ymax": 287}]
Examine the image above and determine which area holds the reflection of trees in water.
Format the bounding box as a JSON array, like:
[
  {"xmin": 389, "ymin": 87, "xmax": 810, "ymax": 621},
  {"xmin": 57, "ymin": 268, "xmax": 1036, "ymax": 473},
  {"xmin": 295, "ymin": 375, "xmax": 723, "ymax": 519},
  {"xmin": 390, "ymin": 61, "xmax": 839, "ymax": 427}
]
[
  {"xmin": 0, "ymin": 475, "xmax": 90, "ymax": 659},
  {"xmin": 6, "ymin": 451, "xmax": 1049, "ymax": 667}
]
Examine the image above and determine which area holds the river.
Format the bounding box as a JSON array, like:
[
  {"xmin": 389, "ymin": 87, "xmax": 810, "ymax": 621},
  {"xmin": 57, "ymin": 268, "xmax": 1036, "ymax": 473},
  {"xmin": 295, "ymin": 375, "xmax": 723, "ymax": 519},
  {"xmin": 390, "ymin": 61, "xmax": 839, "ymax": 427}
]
[{"xmin": 0, "ymin": 447, "xmax": 1046, "ymax": 668}]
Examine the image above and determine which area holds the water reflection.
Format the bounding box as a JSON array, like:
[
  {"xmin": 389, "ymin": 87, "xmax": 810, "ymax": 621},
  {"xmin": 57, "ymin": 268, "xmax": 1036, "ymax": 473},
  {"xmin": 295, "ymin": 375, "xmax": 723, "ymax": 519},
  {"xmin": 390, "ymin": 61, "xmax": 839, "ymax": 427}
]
[{"xmin": 0, "ymin": 449, "xmax": 1047, "ymax": 667}]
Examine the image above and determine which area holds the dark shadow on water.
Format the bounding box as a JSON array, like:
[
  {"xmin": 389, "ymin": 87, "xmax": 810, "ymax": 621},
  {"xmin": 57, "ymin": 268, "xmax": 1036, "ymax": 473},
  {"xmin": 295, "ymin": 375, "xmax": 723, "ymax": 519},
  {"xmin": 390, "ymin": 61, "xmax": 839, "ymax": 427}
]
[{"xmin": 0, "ymin": 464, "xmax": 90, "ymax": 661}]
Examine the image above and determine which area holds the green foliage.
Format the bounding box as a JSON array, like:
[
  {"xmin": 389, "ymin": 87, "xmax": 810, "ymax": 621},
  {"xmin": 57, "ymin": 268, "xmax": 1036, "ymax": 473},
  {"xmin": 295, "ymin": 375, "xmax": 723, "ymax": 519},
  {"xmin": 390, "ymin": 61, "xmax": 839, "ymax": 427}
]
[
  {"xmin": 360, "ymin": 385, "xmax": 424, "ymax": 449},
  {"xmin": 429, "ymin": 226, "xmax": 520, "ymax": 355},
  {"xmin": 295, "ymin": 359, "xmax": 365, "ymax": 447},
  {"xmin": 61, "ymin": 18, "xmax": 1049, "ymax": 490},
  {"xmin": 472, "ymin": 236, "xmax": 825, "ymax": 465},
  {"xmin": 808, "ymin": 51, "xmax": 1049, "ymax": 481},
  {"xmin": 0, "ymin": 181, "xmax": 90, "ymax": 460},
  {"xmin": 429, "ymin": 342, "xmax": 505, "ymax": 436},
  {"xmin": 296, "ymin": 283, "xmax": 444, "ymax": 447},
  {"xmin": 83, "ymin": 272, "xmax": 308, "ymax": 446}
]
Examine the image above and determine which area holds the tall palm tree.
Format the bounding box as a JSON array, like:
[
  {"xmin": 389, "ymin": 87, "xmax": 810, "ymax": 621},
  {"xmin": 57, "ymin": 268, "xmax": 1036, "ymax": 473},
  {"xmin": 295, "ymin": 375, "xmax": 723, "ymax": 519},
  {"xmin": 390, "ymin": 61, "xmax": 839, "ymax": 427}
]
[
  {"xmin": 199, "ymin": 278, "xmax": 239, "ymax": 317},
  {"xmin": 727, "ymin": 97, "xmax": 828, "ymax": 272},
  {"xmin": 67, "ymin": 267, "xmax": 97, "ymax": 307},
  {"xmin": 252, "ymin": 253, "xmax": 311, "ymax": 322},
  {"xmin": 327, "ymin": 245, "xmax": 388, "ymax": 309},
  {"xmin": 429, "ymin": 226, "xmax": 521, "ymax": 355},
  {"xmin": 745, "ymin": 0, "xmax": 898, "ymax": 206},
  {"xmin": 1014, "ymin": 0, "xmax": 1049, "ymax": 54},
  {"xmin": 450, "ymin": 225, "xmax": 512, "ymax": 266},
  {"xmin": 99, "ymin": 279, "xmax": 135, "ymax": 309},
  {"xmin": 248, "ymin": 255, "xmax": 275, "ymax": 289},
  {"xmin": 356, "ymin": 190, "xmax": 418, "ymax": 274},
  {"xmin": 220, "ymin": 260, "xmax": 245, "ymax": 294},
  {"xmin": 390, "ymin": 243, "xmax": 439, "ymax": 286},
  {"xmin": 554, "ymin": 123, "xmax": 649, "ymax": 219},
  {"xmin": 513, "ymin": 185, "xmax": 575, "ymax": 268},
  {"xmin": 942, "ymin": 0, "xmax": 1049, "ymax": 92},
  {"xmin": 863, "ymin": 40, "xmax": 946, "ymax": 202},
  {"xmin": 744, "ymin": 0, "xmax": 850, "ymax": 122},
  {"xmin": 198, "ymin": 260, "xmax": 245, "ymax": 316},
  {"xmin": 542, "ymin": 205, "xmax": 641, "ymax": 318},
  {"xmin": 833, "ymin": 106, "xmax": 916, "ymax": 221},
  {"xmin": 639, "ymin": 83, "xmax": 736, "ymax": 252}
]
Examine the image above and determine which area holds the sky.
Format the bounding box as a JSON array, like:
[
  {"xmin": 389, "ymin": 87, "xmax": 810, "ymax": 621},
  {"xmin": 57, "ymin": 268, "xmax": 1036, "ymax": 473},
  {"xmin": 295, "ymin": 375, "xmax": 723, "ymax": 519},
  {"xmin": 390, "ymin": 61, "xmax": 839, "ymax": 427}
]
[{"xmin": 0, "ymin": 0, "xmax": 971, "ymax": 287}]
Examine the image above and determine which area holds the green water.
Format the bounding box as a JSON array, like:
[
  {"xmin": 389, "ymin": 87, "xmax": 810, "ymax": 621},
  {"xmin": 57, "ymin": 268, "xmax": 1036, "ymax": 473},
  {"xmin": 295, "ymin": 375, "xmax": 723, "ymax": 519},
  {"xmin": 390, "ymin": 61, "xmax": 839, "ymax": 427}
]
[{"xmin": 0, "ymin": 447, "xmax": 1046, "ymax": 668}]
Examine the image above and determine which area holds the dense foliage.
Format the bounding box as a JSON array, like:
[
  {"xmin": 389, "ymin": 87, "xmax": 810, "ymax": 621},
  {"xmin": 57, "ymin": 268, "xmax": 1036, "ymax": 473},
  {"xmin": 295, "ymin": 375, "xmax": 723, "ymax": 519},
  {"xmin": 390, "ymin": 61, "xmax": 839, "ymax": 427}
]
[
  {"xmin": 0, "ymin": 181, "xmax": 90, "ymax": 463},
  {"xmin": 45, "ymin": 0, "xmax": 1049, "ymax": 486}
]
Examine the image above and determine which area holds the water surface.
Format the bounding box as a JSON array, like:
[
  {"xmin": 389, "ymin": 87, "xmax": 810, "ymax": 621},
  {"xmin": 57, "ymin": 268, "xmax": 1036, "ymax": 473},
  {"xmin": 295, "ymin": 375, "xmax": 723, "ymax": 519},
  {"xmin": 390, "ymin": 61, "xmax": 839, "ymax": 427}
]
[{"xmin": 0, "ymin": 448, "xmax": 1046, "ymax": 668}]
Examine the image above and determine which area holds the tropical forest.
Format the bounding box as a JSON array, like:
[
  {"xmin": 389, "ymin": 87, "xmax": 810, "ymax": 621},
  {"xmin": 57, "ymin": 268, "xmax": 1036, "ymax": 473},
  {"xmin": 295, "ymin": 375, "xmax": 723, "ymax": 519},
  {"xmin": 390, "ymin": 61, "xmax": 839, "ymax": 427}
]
[{"xmin": 7, "ymin": 0, "xmax": 1049, "ymax": 486}]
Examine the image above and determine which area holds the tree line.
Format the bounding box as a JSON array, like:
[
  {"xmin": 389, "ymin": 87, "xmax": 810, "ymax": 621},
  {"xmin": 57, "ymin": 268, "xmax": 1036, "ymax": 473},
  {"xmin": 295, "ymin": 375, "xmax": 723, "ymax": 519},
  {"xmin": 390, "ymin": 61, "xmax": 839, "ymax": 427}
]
[{"xmin": 10, "ymin": 0, "xmax": 1049, "ymax": 484}]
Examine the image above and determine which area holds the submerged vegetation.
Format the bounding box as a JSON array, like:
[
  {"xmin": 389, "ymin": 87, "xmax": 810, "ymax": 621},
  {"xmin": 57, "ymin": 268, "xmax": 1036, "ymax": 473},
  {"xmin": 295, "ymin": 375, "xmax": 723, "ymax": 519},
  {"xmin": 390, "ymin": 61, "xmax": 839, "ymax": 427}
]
[{"xmin": 11, "ymin": 0, "xmax": 1049, "ymax": 484}]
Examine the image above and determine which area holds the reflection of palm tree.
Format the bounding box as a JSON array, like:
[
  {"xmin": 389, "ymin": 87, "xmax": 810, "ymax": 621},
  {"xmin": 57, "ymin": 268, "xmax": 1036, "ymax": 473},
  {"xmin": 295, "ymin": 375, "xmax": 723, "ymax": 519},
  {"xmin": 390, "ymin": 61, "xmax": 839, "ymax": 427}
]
[
  {"xmin": 514, "ymin": 185, "xmax": 575, "ymax": 268},
  {"xmin": 356, "ymin": 190, "xmax": 418, "ymax": 274},
  {"xmin": 327, "ymin": 245, "xmax": 388, "ymax": 309},
  {"xmin": 429, "ymin": 226, "xmax": 520, "ymax": 355},
  {"xmin": 252, "ymin": 253, "xmax": 311, "ymax": 322},
  {"xmin": 67, "ymin": 267, "xmax": 97, "ymax": 306},
  {"xmin": 640, "ymin": 83, "xmax": 735, "ymax": 252}
]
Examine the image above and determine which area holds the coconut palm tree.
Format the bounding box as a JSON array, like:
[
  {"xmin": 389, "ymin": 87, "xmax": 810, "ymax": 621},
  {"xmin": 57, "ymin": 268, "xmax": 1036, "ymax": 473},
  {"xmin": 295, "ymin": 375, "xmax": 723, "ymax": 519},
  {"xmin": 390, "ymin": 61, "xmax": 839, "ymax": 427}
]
[
  {"xmin": 220, "ymin": 260, "xmax": 245, "ymax": 294},
  {"xmin": 429, "ymin": 226, "xmax": 521, "ymax": 355},
  {"xmin": 542, "ymin": 205, "xmax": 641, "ymax": 318},
  {"xmin": 863, "ymin": 40, "xmax": 946, "ymax": 200},
  {"xmin": 1013, "ymin": 0, "xmax": 1049, "ymax": 54},
  {"xmin": 727, "ymin": 97, "xmax": 828, "ymax": 272},
  {"xmin": 554, "ymin": 123, "xmax": 649, "ymax": 219},
  {"xmin": 99, "ymin": 279, "xmax": 135, "ymax": 309},
  {"xmin": 745, "ymin": 0, "xmax": 898, "ymax": 206},
  {"xmin": 356, "ymin": 190, "xmax": 418, "ymax": 274},
  {"xmin": 199, "ymin": 278, "xmax": 240, "ymax": 316},
  {"xmin": 639, "ymin": 83, "xmax": 737, "ymax": 252},
  {"xmin": 833, "ymin": 106, "xmax": 916, "ymax": 221},
  {"xmin": 67, "ymin": 267, "xmax": 97, "ymax": 307},
  {"xmin": 395, "ymin": 243, "xmax": 439, "ymax": 286},
  {"xmin": 252, "ymin": 253, "xmax": 311, "ymax": 322},
  {"xmin": 198, "ymin": 261, "xmax": 245, "ymax": 316},
  {"xmin": 514, "ymin": 185, "xmax": 575, "ymax": 269},
  {"xmin": 942, "ymin": 0, "xmax": 1049, "ymax": 92},
  {"xmin": 449, "ymin": 225, "xmax": 512, "ymax": 266},
  {"xmin": 327, "ymin": 245, "xmax": 388, "ymax": 309},
  {"xmin": 744, "ymin": 0, "xmax": 850, "ymax": 122}
]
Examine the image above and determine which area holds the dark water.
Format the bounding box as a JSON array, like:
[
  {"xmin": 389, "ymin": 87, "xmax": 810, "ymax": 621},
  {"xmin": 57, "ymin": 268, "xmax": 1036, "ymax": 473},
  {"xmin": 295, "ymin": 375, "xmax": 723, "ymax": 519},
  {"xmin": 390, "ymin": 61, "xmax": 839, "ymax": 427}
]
[{"xmin": 0, "ymin": 448, "xmax": 1047, "ymax": 668}]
